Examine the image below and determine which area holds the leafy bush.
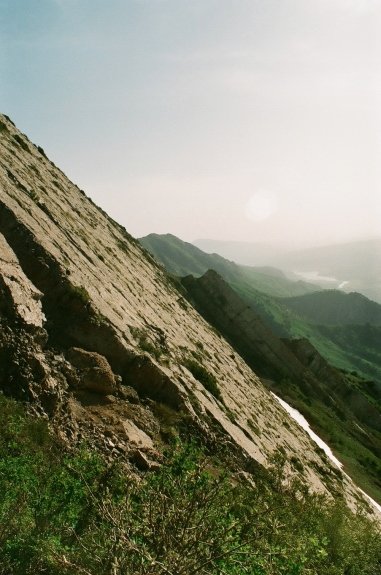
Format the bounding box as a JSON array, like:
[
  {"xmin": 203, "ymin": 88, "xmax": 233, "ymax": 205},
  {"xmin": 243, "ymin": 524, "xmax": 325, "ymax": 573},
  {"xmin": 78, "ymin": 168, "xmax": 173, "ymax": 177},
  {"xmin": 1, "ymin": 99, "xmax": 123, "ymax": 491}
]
[
  {"xmin": 139, "ymin": 336, "xmax": 162, "ymax": 361},
  {"xmin": 68, "ymin": 284, "xmax": 91, "ymax": 306},
  {"xmin": 130, "ymin": 326, "xmax": 166, "ymax": 362},
  {"xmin": 37, "ymin": 145, "xmax": 47, "ymax": 158},
  {"xmin": 29, "ymin": 190, "xmax": 40, "ymax": 203},
  {"xmin": 0, "ymin": 394, "xmax": 381, "ymax": 575}
]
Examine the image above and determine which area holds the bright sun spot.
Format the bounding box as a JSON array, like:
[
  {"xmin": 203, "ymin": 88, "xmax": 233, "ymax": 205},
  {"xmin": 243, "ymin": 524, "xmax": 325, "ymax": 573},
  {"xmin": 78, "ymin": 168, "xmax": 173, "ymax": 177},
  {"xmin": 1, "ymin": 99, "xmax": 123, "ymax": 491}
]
[{"xmin": 245, "ymin": 190, "xmax": 278, "ymax": 222}]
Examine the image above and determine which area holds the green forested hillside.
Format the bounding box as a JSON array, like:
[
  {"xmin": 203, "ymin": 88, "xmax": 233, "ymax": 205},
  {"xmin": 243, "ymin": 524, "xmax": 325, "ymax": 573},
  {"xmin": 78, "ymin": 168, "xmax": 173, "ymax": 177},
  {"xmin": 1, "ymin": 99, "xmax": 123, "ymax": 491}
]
[
  {"xmin": 317, "ymin": 324, "xmax": 381, "ymax": 380},
  {"xmin": 233, "ymin": 282, "xmax": 381, "ymax": 384}
]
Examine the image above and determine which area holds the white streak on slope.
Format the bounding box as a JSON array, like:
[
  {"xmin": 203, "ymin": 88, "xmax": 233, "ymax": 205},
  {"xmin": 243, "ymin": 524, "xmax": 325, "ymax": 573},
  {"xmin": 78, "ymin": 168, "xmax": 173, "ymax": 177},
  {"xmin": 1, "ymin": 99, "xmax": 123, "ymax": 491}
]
[{"xmin": 271, "ymin": 392, "xmax": 381, "ymax": 515}]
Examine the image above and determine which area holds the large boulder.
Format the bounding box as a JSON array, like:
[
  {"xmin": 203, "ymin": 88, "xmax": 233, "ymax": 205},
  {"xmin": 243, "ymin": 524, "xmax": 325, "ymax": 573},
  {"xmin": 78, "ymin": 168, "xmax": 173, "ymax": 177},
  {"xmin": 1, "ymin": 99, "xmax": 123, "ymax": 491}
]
[{"xmin": 67, "ymin": 347, "xmax": 117, "ymax": 395}]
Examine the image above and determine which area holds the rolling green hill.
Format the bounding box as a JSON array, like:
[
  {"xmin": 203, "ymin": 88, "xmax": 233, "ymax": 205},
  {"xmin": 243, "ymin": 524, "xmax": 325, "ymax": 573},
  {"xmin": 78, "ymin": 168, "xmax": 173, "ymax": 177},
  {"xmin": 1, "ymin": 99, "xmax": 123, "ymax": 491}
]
[
  {"xmin": 232, "ymin": 282, "xmax": 381, "ymax": 384},
  {"xmin": 282, "ymin": 290, "xmax": 381, "ymax": 326}
]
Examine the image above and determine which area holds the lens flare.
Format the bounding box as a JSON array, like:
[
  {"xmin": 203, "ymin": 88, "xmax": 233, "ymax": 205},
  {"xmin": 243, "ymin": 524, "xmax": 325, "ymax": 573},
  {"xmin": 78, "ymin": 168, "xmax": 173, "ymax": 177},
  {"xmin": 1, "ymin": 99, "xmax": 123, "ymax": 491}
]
[{"xmin": 245, "ymin": 190, "xmax": 278, "ymax": 222}]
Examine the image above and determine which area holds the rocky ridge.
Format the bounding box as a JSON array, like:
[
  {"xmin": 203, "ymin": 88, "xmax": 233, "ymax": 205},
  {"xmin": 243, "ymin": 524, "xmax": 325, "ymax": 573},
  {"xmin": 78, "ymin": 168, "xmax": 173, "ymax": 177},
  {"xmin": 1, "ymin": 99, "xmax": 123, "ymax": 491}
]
[{"xmin": 0, "ymin": 114, "xmax": 375, "ymax": 511}]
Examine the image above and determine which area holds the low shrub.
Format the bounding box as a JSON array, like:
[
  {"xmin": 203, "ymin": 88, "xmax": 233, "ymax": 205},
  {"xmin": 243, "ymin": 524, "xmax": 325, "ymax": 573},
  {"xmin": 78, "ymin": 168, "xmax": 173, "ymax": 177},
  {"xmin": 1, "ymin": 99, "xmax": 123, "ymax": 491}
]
[
  {"xmin": 183, "ymin": 358, "xmax": 221, "ymax": 400},
  {"xmin": 0, "ymin": 394, "xmax": 381, "ymax": 575}
]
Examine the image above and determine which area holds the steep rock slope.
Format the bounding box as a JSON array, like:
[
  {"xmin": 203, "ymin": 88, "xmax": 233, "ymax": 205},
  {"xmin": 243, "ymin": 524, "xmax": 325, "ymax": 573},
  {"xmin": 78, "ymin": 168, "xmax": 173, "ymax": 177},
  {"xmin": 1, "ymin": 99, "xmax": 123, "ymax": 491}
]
[{"xmin": 0, "ymin": 114, "xmax": 372, "ymax": 508}]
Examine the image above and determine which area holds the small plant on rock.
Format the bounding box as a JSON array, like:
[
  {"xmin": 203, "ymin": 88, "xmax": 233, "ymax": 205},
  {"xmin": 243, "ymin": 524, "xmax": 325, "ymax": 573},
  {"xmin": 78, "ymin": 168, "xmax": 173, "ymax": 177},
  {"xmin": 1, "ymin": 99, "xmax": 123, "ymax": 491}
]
[{"xmin": 183, "ymin": 358, "xmax": 221, "ymax": 400}]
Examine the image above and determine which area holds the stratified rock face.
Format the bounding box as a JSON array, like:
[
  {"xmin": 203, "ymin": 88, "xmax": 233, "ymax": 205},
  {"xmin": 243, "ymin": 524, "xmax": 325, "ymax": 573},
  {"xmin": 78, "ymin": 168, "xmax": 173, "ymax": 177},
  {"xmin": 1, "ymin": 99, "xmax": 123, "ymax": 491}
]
[
  {"xmin": 284, "ymin": 338, "xmax": 381, "ymax": 433},
  {"xmin": 0, "ymin": 114, "xmax": 369, "ymax": 508},
  {"xmin": 283, "ymin": 337, "xmax": 341, "ymax": 387}
]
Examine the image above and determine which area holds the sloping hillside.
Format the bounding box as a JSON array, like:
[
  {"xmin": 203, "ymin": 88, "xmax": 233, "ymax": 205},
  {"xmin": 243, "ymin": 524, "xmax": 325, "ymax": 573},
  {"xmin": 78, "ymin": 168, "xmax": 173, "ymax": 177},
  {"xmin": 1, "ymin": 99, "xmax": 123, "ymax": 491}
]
[
  {"xmin": 233, "ymin": 283, "xmax": 381, "ymax": 383},
  {"xmin": 280, "ymin": 291, "xmax": 381, "ymax": 383},
  {"xmin": 139, "ymin": 229, "xmax": 381, "ymax": 502},
  {"xmin": 182, "ymin": 271, "xmax": 381, "ymax": 503},
  {"xmin": 0, "ymin": 113, "xmax": 360, "ymax": 506}
]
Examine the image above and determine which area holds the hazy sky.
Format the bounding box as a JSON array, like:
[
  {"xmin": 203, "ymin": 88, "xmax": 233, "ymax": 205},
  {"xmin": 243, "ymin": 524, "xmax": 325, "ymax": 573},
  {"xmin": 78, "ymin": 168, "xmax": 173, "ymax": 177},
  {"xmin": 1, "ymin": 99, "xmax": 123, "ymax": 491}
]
[{"xmin": 1, "ymin": 0, "xmax": 381, "ymax": 247}]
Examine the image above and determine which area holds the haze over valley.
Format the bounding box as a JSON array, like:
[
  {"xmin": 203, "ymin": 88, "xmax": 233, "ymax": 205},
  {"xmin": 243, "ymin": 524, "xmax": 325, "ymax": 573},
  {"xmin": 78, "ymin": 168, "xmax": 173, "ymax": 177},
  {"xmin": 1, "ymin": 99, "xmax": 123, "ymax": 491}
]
[{"xmin": 194, "ymin": 237, "xmax": 381, "ymax": 303}]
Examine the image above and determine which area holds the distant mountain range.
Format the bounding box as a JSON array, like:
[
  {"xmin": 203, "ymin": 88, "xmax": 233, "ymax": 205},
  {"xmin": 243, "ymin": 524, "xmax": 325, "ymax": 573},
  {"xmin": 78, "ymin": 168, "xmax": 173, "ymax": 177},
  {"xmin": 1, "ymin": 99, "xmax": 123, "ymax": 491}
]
[
  {"xmin": 140, "ymin": 233, "xmax": 321, "ymax": 298},
  {"xmin": 194, "ymin": 238, "xmax": 381, "ymax": 304},
  {"xmin": 140, "ymin": 233, "xmax": 381, "ymax": 383},
  {"xmin": 282, "ymin": 290, "xmax": 381, "ymax": 326}
]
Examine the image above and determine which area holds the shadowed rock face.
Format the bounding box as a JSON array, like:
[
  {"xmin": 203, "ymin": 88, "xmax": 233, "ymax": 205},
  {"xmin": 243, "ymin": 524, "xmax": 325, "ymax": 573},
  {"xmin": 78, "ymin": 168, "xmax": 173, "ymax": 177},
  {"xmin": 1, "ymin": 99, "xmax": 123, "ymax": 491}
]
[
  {"xmin": 182, "ymin": 271, "xmax": 381, "ymax": 455},
  {"xmin": 0, "ymin": 113, "xmax": 374, "ymax": 512},
  {"xmin": 182, "ymin": 270, "xmax": 308, "ymax": 382},
  {"xmin": 283, "ymin": 337, "xmax": 343, "ymax": 388}
]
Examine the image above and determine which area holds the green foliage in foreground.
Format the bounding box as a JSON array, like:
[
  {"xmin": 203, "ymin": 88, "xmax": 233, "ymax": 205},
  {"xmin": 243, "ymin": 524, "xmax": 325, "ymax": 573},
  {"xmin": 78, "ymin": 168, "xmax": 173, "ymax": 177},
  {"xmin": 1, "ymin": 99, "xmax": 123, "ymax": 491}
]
[{"xmin": 0, "ymin": 394, "xmax": 380, "ymax": 575}]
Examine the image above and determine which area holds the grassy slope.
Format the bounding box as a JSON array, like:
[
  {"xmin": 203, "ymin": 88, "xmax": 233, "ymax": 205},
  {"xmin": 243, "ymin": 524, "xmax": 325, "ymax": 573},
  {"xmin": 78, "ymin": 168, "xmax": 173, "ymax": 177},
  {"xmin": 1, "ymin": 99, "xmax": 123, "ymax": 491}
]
[
  {"xmin": 278, "ymin": 291, "xmax": 381, "ymax": 382},
  {"xmin": 233, "ymin": 282, "xmax": 381, "ymax": 382},
  {"xmin": 1, "ymin": 393, "xmax": 381, "ymax": 574}
]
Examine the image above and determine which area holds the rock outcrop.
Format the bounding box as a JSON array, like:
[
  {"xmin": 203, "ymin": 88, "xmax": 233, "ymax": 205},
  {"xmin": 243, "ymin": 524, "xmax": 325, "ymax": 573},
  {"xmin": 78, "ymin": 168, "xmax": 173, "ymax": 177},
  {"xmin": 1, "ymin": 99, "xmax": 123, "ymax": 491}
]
[{"xmin": 67, "ymin": 347, "xmax": 118, "ymax": 395}]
